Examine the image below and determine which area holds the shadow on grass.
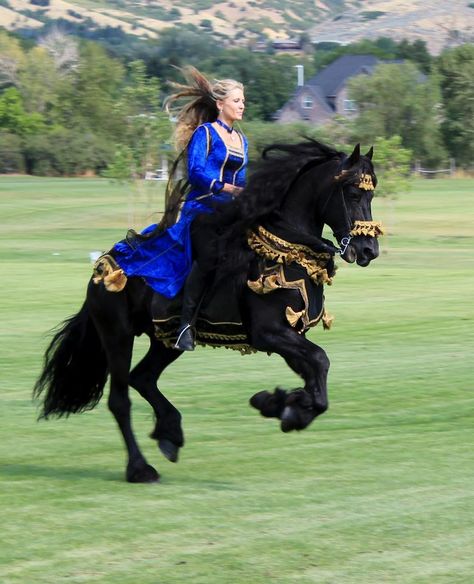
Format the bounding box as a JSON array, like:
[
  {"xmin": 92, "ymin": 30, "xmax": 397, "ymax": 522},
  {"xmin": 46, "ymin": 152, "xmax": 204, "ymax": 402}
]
[
  {"xmin": 2, "ymin": 463, "xmax": 239, "ymax": 490},
  {"xmin": 2, "ymin": 463, "xmax": 123, "ymax": 483}
]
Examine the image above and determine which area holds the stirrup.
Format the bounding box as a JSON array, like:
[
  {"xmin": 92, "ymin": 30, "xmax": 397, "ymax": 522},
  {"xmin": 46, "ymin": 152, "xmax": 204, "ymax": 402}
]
[{"xmin": 174, "ymin": 324, "xmax": 195, "ymax": 351}]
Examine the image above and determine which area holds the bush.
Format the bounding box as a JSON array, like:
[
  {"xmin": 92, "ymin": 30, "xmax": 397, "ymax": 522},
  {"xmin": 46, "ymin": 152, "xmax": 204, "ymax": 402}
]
[
  {"xmin": 0, "ymin": 132, "xmax": 25, "ymax": 173},
  {"xmin": 23, "ymin": 128, "xmax": 113, "ymax": 176}
]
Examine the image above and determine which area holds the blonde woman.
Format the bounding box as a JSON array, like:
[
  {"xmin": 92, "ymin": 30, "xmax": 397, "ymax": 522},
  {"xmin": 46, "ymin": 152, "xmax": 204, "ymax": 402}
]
[{"xmin": 113, "ymin": 67, "xmax": 248, "ymax": 351}]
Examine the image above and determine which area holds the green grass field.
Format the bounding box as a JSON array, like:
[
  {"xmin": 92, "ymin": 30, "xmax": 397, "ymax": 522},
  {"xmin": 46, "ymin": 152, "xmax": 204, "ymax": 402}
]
[{"xmin": 0, "ymin": 176, "xmax": 473, "ymax": 584}]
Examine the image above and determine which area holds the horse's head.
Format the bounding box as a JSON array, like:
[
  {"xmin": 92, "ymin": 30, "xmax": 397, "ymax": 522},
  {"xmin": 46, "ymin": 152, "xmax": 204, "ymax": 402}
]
[{"xmin": 320, "ymin": 144, "xmax": 382, "ymax": 267}]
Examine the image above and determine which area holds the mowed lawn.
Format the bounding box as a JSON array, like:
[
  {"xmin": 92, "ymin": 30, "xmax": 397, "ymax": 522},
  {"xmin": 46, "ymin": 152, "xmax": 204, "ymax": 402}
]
[{"xmin": 0, "ymin": 176, "xmax": 473, "ymax": 584}]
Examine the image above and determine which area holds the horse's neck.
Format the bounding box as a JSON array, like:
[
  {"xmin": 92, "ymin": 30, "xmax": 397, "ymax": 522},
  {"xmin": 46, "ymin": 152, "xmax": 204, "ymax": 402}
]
[{"xmin": 275, "ymin": 176, "xmax": 324, "ymax": 239}]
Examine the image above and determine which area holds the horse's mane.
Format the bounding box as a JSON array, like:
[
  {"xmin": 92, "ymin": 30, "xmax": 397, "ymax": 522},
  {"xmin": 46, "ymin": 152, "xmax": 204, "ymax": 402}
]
[
  {"xmin": 219, "ymin": 138, "xmax": 344, "ymax": 238},
  {"xmin": 214, "ymin": 139, "xmax": 345, "ymax": 285}
]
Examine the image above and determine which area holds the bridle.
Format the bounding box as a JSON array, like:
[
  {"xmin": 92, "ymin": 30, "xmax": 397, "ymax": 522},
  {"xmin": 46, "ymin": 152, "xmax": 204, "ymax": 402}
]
[
  {"xmin": 279, "ymin": 153, "xmax": 383, "ymax": 256},
  {"xmin": 319, "ymin": 171, "xmax": 382, "ymax": 255}
]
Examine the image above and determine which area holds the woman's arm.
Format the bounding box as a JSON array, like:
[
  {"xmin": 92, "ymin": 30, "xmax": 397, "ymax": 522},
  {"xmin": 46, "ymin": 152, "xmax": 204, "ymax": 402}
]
[{"xmin": 187, "ymin": 126, "xmax": 224, "ymax": 194}]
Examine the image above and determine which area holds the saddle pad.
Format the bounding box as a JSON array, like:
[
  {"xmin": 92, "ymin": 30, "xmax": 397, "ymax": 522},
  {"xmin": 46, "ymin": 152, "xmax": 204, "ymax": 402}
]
[{"xmin": 151, "ymin": 261, "xmax": 326, "ymax": 354}]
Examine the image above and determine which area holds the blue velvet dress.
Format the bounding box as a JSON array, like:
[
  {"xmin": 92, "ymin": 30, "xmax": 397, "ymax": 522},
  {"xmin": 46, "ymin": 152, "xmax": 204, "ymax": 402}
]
[{"xmin": 113, "ymin": 122, "xmax": 248, "ymax": 298}]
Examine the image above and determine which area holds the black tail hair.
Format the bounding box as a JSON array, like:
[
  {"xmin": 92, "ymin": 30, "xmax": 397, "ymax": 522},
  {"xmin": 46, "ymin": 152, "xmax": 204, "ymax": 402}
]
[{"xmin": 33, "ymin": 302, "xmax": 108, "ymax": 418}]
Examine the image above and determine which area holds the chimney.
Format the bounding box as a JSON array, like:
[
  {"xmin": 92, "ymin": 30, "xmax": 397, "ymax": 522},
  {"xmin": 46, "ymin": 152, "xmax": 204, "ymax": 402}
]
[{"xmin": 295, "ymin": 65, "xmax": 304, "ymax": 87}]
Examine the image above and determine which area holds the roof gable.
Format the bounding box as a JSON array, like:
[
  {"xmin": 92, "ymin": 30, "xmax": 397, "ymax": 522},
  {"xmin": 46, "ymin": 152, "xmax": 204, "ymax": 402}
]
[{"xmin": 307, "ymin": 54, "xmax": 380, "ymax": 96}]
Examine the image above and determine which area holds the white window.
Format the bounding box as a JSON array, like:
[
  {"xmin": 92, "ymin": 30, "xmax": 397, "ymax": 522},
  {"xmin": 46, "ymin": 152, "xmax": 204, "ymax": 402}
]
[
  {"xmin": 343, "ymin": 99, "xmax": 357, "ymax": 112},
  {"xmin": 302, "ymin": 95, "xmax": 313, "ymax": 109}
]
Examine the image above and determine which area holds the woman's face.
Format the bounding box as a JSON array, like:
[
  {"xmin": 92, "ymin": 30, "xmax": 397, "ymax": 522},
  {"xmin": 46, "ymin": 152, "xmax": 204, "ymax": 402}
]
[{"xmin": 217, "ymin": 88, "xmax": 245, "ymax": 123}]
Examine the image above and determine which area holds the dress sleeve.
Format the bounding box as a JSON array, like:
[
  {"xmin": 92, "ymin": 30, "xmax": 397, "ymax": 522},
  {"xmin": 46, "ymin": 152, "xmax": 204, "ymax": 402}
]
[
  {"xmin": 187, "ymin": 125, "xmax": 224, "ymax": 194},
  {"xmin": 235, "ymin": 133, "xmax": 248, "ymax": 188}
]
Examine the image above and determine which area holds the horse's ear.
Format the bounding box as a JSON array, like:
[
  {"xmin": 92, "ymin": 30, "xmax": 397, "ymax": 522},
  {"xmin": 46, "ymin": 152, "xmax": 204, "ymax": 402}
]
[
  {"xmin": 365, "ymin": 146, "xmax": 374, "ymax": 160},
  {"xmin": 347, "ymin": 143, "xmax": 360, "ymax": 167}
]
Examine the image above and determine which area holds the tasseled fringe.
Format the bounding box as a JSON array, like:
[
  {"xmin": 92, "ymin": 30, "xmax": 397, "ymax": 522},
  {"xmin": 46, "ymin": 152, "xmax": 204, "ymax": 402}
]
[
  {"xmin": 350, "ymin": 221, "xmax": 385, "ymax": 238},
  {"xmin": 92, "ymin": 254, "xmax": 128, "ymax": 293},
  {"xmin": 322, "ymin": 310, "xmax": 334, "ymax": 330},
  {"xmin": 247, "ymin": 226, "xmax": 334, "ymax": 286}
]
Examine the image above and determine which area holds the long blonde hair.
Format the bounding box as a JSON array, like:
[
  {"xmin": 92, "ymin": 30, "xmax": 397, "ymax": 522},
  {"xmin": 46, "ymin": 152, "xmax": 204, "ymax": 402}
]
[{"xmin": 165, "ymin": 66, "xmax": 244, "ymax": 151}]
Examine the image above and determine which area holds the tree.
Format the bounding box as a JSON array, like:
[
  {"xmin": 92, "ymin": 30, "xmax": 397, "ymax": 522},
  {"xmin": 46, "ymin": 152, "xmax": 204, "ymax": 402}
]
[
  {"xmin": 104, "ymin": 60, "xmax": 172, "ymax": 224},
  {"xmin": 38, "ymin": 28, "xmax": 79, "ymax": 76},
  {"xmin": 397, "ymin": 39, "xmax": 432, "ymax": 74},
  {"xmin": 0, "ymin": 31, "xmax": 25, "ymax": 88},
  {"xmin": 0, "ymin": 130, "xmax": 24, "ymax": 173},
  {"xmin": 0, "ymin": 87, "xmax": 45, "ymax": 136},
  {"xmin": 348, "ymin": 62, "xmax": 447, "ymax": 166},
  {"xmin": 114, "ymin": 60, "xmax": 172, "ymax": 177},
  {"xmin": 437, "ymin": 44, "xmax": 474, "ymax": 168},
  {"xmin": 55, "ymin": 41, "xmax": 125, "ymax": 138},
  {"xmin": 17, "ymin": 46, "xmax": 59, "ymax": 114},
  {"xmin": 371, "ymin": 135, "xmax": 412, "ymax": 198}
]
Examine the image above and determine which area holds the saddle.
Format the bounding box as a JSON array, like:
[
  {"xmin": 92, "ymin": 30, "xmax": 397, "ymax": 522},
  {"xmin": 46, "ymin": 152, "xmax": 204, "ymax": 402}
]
[{"xmin": 93, "ymin": 227, "xmax": 336, "ymax": 354}]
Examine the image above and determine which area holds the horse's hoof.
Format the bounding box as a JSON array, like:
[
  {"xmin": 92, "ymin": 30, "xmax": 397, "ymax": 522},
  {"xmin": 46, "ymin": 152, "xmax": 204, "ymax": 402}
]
[
  {"xmin": 159, "ymin": 438, "xmax": 180, "ymax": 463},
  {"xmin": 280, "ymin": 406, "xmax": 306, "ymax": 432},
  {"xmin": 126, "ymin": 463, "xmax": 160, "ymax": 483},
  {"xmin": 249, "ymin": 390, "xmax": 270, "ymax": 410},
  {"xmin": 250, "ymin": 388, "xmax": 287, "ymax": 418}
]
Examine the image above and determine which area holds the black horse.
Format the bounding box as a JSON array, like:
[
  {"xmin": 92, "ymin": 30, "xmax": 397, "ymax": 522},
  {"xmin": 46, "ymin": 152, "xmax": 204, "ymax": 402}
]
[{"xmin": 34, "ymin": 140, "xmax": 383, "ymax": 483}]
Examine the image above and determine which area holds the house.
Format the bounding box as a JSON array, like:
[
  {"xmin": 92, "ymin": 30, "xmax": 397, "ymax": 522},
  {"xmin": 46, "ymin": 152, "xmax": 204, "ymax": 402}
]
[{"xmin": 275, "ymin": 54, "xmax": 390, "ymax": 124}]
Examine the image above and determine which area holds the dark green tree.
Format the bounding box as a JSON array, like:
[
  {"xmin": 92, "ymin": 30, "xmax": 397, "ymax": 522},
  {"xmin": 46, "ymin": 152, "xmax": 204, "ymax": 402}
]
[{"xmin": 437, "ymin": 44, "xmax": 474, "ymax": 168}]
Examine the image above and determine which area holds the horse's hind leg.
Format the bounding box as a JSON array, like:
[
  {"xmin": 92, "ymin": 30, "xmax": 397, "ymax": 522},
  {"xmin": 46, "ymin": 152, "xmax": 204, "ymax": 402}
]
[
  {"xmin": 104, "ymin": 334, "xmax": 161, "ymax": 483},
  {"xmin": 129, "ymin": 337, "xmax": 184, "ymax": 463}
]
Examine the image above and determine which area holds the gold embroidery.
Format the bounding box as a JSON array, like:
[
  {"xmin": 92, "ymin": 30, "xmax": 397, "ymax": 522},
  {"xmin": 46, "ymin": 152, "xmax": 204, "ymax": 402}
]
[
  {"xmin": 247, "ymin": 226, "xmax": 334, "ymax": 286},
  {"xmin": 248, "ymin": 264, "xmax": 328, "ymax": 333}
]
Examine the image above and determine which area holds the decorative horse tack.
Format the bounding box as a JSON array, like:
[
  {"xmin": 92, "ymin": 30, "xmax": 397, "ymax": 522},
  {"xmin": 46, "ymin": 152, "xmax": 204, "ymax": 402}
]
[
  {"xmin": 92, "ymin": 254, "xmax": 127, "ymax": 292},
  {"xmin": 358, "ymin": 173, "xmax": 375, "ymax": 191},
  {"xmin": 247, "ymin": 226, "xmax": 335, "ymax": 286},
  {"xmin": 350, "ymin": 221, "xmax": 385, "ymax": 238}
]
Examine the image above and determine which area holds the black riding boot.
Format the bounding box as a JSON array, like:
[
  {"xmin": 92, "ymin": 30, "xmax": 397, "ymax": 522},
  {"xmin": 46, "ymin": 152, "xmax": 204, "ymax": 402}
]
[{"xmin": 174, "ymin": 262, "xmax": 207, "ymax": 351}]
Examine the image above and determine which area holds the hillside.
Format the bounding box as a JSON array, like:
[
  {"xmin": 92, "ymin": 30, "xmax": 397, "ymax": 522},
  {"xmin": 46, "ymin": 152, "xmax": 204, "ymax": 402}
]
[{"xmin": 0, "ymin": 0, "xmax": 473, "ymax": 53}]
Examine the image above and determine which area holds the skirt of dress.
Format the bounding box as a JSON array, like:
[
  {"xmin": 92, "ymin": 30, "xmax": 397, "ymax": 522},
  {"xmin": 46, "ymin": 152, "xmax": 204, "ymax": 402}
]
[{"xmin": 113, "ymin": 204, "xmax": 198, "ymax": 298}]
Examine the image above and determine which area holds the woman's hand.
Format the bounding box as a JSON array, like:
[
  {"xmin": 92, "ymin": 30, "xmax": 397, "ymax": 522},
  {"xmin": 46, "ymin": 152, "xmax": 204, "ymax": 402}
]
[{"xmin": 222, "ymin": 183, "xmax": 243, "ymax": 196}]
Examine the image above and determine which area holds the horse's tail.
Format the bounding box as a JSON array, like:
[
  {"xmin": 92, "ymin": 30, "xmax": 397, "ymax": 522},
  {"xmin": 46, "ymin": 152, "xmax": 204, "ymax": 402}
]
[{"xmin": 33, "ymin": 302, "xmax": 108, "ymax": 419}]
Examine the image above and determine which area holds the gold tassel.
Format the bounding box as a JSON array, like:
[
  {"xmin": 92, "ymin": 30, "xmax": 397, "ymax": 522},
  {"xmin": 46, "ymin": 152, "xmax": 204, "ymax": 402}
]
[
  {"xmin": 322, "ymin": 309, "xmax": 334, "ymax": 330},
  {"xmin": 247, "ymin": 274, "xmax": 281, "ymax": 295},
  {"xmin": 92, "ymin": 254, "xmax": 128, "ymax": 292},
  {"xmin": 104, "ymin": 269, "xmax": 127, "ymax": 292},
  {"xmin": 286, "ymin": 307, "xmax": 305, "ymax": 328}
]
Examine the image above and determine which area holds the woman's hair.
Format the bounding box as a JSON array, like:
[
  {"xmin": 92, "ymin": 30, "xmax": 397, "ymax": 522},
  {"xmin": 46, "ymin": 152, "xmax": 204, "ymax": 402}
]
[
  {"xmin": 149, "ymin": 67, "xmax": 243, "ymax": 237},
  {"xmin": 164, "ymin": 66, "xmax": 244, "ymax": 151}
]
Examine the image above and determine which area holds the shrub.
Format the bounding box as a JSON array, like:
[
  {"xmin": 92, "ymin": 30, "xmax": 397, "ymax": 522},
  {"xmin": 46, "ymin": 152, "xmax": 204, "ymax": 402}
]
[{"xmin": 0, "ymin": 132, "xmax": 25, "ymax": 173}]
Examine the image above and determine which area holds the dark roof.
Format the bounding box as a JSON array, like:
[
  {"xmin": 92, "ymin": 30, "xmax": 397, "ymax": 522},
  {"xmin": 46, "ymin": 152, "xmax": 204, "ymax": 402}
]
[
  {"xmin": 273, "ymin": 85, "xmax": 333, "ymax": 120},
  {"xmin": 307, "ymin": 54, "xmax": 380, "ymax": 96}
]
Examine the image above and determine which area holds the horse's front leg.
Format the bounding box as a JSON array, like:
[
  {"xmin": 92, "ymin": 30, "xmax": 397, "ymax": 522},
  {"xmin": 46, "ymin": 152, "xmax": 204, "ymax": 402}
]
[{"xmin": 246, "ymin": 293, "xmax": 329, "ymax": 432}]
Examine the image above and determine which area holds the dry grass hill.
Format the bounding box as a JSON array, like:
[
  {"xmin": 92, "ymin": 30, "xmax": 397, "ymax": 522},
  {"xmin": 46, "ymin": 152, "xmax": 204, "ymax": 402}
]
[{"xmin": 0, "ymin": 0, "xmax": 472, "ymax": 53}]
